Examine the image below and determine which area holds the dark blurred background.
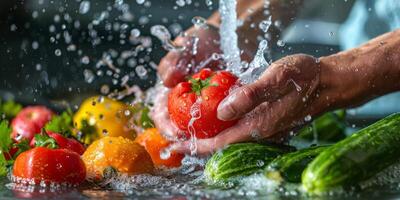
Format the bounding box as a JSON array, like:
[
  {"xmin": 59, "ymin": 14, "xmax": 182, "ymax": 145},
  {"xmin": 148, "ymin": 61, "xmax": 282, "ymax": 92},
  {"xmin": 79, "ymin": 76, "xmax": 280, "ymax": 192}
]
[{"xmin": 0, "ymin": 0, "xmax": 355, "ymax": 109}]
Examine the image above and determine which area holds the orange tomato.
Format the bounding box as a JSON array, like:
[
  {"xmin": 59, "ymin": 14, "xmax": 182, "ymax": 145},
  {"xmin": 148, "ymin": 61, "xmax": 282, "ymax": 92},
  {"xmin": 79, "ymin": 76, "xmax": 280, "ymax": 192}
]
[
  {"xmin": 136, "ymin": 128, "xmax": 184, "ymax": 168},
  {"xmin": 82, "ymin": 136, "xmax": 154, "ymax": 180}
]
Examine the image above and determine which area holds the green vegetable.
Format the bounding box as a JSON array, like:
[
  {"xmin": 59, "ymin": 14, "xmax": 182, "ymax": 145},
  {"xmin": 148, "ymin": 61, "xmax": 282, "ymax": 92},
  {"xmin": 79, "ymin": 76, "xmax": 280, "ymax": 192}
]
[
  {"xmin": 302, "ymin": 113, "xmax": 400, "ymax": 194},
  {"xmin": 0, "ymin": 99, "xmax": 22, "ymax": 120},
  {"xmin": 265, "ymin": 145, "xmax": 329, "ymax": 183},
  {"xmin": 45, "ymin": 110, "xmax": 74, "ymax": 136},
  {"xmin": 294, "ymin": 110, "xmax": 346, "ymax": 142},
  {"xmin": 0, "ymin": 120, "xmax": 13, "ymax": 176},
  {"xmin": 204, "ymin": 143, "xmax": 286, "ymax": 183}
]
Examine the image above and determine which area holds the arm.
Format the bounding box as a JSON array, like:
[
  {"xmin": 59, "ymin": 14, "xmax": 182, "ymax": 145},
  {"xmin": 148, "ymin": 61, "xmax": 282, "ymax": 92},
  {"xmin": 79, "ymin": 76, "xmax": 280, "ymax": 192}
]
[
  {"xmin": 173, "ymin": 29, "xmax": 400, "ymax": 155},
  {"xmin": 320, "ymin": 29, "xmax": 400, "ymax": 110}
]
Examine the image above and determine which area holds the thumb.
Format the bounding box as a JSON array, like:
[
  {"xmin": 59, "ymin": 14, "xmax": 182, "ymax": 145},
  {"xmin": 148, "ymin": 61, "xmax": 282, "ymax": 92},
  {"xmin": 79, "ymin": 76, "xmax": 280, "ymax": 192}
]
[
  {"xmin": 217, "ymin": 65, "xmax": 292, "ymax": 121},
  {"xmin": 217, "ymin": 83, "xmax": 265, "ymax": 121}
]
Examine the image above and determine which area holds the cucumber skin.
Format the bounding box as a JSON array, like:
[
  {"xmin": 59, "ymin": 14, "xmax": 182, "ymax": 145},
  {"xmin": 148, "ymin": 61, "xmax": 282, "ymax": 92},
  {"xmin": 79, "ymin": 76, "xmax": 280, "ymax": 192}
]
[
  {"xmin": 295, "ymin": 110, "xmax": 346, "ymax": 142},
  {"xmin": 302, "ymin": 113, "xmax": 400, "ymax": 194},
  {"xmin": 265, "ymin": 145, "xmax": 329, "ymax": 183},
  {"xmin": 204, "ymin": 143, "xmax": 285, "ymax": 183}
]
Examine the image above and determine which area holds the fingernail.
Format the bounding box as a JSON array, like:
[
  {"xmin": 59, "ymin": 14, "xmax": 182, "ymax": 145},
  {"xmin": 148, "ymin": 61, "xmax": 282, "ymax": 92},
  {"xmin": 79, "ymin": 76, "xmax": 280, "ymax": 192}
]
[{"xmin": 217, "ymin": 94, "xmax": 236, "ymax": 121}]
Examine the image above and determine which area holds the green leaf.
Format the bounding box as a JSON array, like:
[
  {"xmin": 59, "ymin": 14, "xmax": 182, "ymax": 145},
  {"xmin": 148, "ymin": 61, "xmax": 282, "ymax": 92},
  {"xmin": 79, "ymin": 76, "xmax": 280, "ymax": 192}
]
[
  {"xmin": 0, "ymin": 120, "xmax": 13, "ymax": 177},
  {"xmin": 189, "ymin": 77, "xmax": 218, "ymax": 96},
  {"xmin": 12, "ymin": 139, "xmax": 30, "ymax": 159},
  {"xmin": 45, "ymin": 110, "xmax": 73, "ymax": 137},
  {"xmin": 0, "ymin": 120, "xmax": 12, "ymax": 155},
  {"xmin": 0, "ymin": 154, "xmax": 7, "ymax": 177},
  {"xmin": 34, "ymin": 133, "xmax": 58, "ymax": 149},
  {"xmin": 77, "ymin": 119, "xmax": 98, "ymax": 145},
  {"xmin": 140, "ymin": 106, "xmax": 154, "ymax": 129},
  {"xmin": 0, "ymin": 100, "xmax": 22, "ymax": 120}
]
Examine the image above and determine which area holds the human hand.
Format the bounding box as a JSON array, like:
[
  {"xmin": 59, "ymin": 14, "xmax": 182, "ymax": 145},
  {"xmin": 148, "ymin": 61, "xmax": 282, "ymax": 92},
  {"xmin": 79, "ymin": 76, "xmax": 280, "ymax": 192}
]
[{"xmin": 171, "ymin": 54, "xmax": 330, "ymax": 155}]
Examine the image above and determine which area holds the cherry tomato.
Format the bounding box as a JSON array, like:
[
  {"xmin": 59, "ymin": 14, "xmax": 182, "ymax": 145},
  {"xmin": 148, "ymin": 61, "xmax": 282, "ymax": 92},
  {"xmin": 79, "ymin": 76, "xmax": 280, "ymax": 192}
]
[
  {"xmin": 11, "ymin": 106, "xmax": 54, "ymax": 142},
  {"xmin": 30, "ymin": 131, "xmax": 85, "ymax": 155},
  {"xmin": 168, "ymin": 68, "xmax": 239, "ymax": 139},
  {"xmin": 12, "ymin": 147, "xmax": 86, "ymax": 185},
  {"xmin": 136, "ymin": 128, "xmax": 184, "ymax": 168}
]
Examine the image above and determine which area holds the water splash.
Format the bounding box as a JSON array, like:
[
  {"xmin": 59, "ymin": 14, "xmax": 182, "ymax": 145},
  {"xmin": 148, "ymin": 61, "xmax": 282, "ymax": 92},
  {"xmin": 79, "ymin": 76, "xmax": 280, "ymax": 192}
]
[
  {"xmin": 150, "ymin": 25, "xmax": 185, "ymax": 52},
  {"xmin": 187, "ymin": 98, "xmax": 202, "ymax": 155},
  {"xmin": 219, "ymin": 0, "xmax": 242, "ymax": 76},
  {"xmin": 240, "ymin": 40, "xmax": 269, "ymax": 84}
]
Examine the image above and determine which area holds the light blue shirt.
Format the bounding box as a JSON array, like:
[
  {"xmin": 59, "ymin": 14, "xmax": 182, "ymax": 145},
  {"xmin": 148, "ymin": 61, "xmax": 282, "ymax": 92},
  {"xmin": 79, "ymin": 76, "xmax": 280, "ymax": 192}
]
[{"xmin": 339, "ymin": 0, "xmax": 400, "ymax": 117}]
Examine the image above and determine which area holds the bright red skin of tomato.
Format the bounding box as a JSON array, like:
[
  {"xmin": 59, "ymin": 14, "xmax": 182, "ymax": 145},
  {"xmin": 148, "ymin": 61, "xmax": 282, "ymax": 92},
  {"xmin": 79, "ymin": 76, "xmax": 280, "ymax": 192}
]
[
  {"xmin": 12, "ymin": 147, "xmax": 86, "ymax": 185},
  {"xmin": 11, "ymin": 106, "xmax": 54, "ymax": 142},
  {"xmin": 29, "ymin": 131, "xmax": 86, "ymax": 155},
  {"xmin": 168, "ymin": 68, "xmax": 239, "ymax": 139}
]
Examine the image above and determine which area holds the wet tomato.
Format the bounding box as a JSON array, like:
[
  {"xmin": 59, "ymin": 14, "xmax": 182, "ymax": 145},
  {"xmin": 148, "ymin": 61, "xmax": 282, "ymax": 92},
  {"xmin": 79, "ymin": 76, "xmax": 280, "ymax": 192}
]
[
  {"xmin": 136, "ymin": 128, "xmax": 184, "ymax": 168},
  {"xmin": 12, "ymin": 147, "xmax": 86, "ymax": 185},
  {"xmin": 11, "ymin": 106, "xmax": 54, "ymax": 142},
  {"xmin": 82, "ymin": 136, "xmax": 154, "ymax": 180},
  {"xmin": 168, "ymin": 68, "xmax": 239, "ymax": 139}
]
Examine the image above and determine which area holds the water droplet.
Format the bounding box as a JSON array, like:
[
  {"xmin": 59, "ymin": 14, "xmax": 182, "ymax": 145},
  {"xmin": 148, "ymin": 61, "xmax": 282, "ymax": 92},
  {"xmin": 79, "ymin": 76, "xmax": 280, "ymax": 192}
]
[
  {"xmin": 83, "ymin": 69, "xmax": 95, "ymax": 83},
  {"xmin": 176, "ymin": 0, "xmax": 186, "ymax": 7},
  {"xmin": 135, "ymin": 65, "xmax": 147, "ymax": 79},
  {"xmin": 79, "ymin": 1, "xmax": 91, "ymax": 14},
  {"xmin": 277, "ymin": 40, "xmax": 285, "ymax": 47},
  {"xmin": 81, "ymin": 56, "xmax": 90, "ymax": 64},
  {"xmin": 304, "ymin": 115, "xmax": 312, "ymax": 122},
  {"xmin": 256, "ymin": 160, "xmax": 264, "ymax": 167},
  {"xmin": 130, "ymin": 28, "xmax": 141, "ymax": 38},
  {"xmin": 160, "ymin": 148, "xmax": 172, "ymax": 160},
  {"xmin": 259, "ymin": 16, "xmax": 272, "ymax": 33},
  {"xmin": 191, "ymin": 16, "xmax": 207, "ymax": 28},
  {"xmin": 54, "ymin": 49, "xmax": 62, "ymax": 56},
  {"xmin": 35, "ymin": 64, "xmax": 42, "ymax": 71},
  {"xmin": 136, "ymin": 0, "xmax": 145, "ymax": 4},
  {"xmin": 32, "ymin": 41, "xmax": 39, "ymax": 50}
]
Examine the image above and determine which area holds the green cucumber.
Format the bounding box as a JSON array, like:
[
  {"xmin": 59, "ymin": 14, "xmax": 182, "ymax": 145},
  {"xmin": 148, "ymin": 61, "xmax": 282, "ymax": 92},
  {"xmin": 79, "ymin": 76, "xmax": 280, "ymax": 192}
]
[
  {"xmin": 204, "ymin": 143, "xmax": 286, "ymax": 183},
  {"xmin": 265, "ymin": 145, "xmax": 329, "ymax": 183},
  {"xmin": 294, "ymin": 110, "xmax": 346, "ymax": 142},
  {"xmin": 302, "ymin": 113, "xmax": 400, "ymax": 194}
]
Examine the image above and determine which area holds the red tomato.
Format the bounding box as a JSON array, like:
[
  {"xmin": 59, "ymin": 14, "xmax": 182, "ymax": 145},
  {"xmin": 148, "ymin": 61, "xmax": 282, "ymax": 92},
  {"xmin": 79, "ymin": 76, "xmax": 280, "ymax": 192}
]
[
  {"xmin": 136, "ymin": 128, "xmax": 184, "ymax": 168},
  {"xmin": 12, "ymin": 147, "xmax": 86, "ymax": 185},
  {"xmin": 168, "ymin": 68, "xmax": 239, "ymax": 139},
  {"xmin": 30, "ymin": 131, "xmax": 85, "ymax": 155},
  {"xmin": 11, "ymin": 106, "xmax": 54, "ymax": 142}
]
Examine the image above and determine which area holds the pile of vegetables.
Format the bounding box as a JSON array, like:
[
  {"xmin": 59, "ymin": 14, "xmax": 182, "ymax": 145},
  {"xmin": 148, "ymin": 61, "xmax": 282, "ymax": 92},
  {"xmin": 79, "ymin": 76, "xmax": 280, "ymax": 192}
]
[
  {"xmin": 204, "ymin": 112, "xmax": 400, "ymax": 196},
  {"xmin": 0, "ymin": 96, "xmax": 184, "ymax": 187}
]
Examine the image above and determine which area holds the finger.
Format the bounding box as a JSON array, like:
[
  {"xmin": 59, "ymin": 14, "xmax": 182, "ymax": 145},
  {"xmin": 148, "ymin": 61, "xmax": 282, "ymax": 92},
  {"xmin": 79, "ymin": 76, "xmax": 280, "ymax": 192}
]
[
  {"xmin": 150, "ymin": 86, "xmax": 180, "ymax": 139},
  {"xmin": 158, "ymin": 37, "xmax": 193, "ymax": 88},
  {"xmin": 171, "ymin": 120, "xmax": 254, "ymax": 155}
]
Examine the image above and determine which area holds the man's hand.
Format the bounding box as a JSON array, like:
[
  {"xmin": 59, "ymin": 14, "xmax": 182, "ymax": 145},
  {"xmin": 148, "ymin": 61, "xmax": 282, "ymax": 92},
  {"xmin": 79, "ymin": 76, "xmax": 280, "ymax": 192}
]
[
  {"xmin": 171, "ymin": 54, "xmax": 327, "ymax": 155},
  {"xmin": 158, "ymin": 26, "xmax": 222, "ymax": 88}
]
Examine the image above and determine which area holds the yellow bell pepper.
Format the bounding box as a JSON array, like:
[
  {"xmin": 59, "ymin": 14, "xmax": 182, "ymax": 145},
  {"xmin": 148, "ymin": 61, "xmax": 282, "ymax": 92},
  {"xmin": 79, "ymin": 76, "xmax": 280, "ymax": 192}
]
[{"xmin": 73, "ymin": 96, "xmax": 136, "ymax": 144}]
